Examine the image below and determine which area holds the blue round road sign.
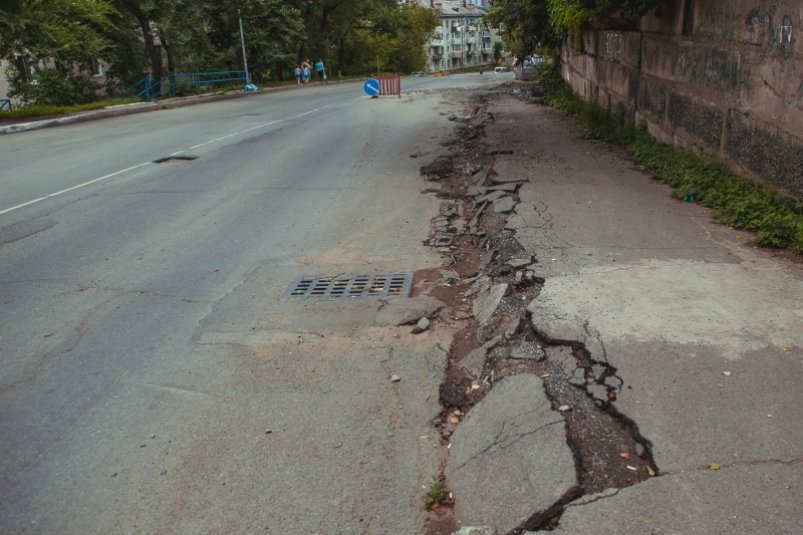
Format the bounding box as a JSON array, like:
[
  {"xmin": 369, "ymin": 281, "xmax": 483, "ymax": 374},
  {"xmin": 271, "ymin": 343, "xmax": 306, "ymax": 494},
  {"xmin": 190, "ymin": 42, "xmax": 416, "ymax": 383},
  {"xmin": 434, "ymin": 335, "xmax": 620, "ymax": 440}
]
[{"xmin": 363, "ymin": 78, "xmax": 380, "ymax": 97}]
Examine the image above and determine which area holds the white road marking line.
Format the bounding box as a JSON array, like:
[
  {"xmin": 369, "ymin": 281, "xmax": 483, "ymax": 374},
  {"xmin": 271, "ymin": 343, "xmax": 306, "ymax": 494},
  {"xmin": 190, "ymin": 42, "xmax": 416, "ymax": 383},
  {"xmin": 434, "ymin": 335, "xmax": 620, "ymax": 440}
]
[
  {"xmin": 1, "ymin": 106, "xmax": 330, "ymax": 216},
  {"xmin": 189, "ymin": 132, "xmax": 238, "ymax": 150},
  {"xmin": 0, "ymin": 162, "xmax": 152, "ymax": 216},
  {"xmin": 241, "ymin": 119, "xmax": 283, "ymax": 134}
]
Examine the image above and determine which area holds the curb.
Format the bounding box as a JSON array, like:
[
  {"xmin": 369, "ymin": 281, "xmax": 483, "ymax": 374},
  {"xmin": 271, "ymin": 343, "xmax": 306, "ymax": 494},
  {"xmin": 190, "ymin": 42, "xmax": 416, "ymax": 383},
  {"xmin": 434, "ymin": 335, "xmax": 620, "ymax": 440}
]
[{"xmin": 0, "ymin": 89, "xmax": 266, "ymax": 136}]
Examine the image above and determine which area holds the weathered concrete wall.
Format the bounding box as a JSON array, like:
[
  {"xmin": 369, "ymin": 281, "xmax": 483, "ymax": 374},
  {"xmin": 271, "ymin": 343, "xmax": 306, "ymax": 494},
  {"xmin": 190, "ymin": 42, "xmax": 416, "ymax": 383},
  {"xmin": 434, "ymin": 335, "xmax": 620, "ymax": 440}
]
[{"xmin": 561, "ymin": 0, "xmax": 803, "ymax": 199}]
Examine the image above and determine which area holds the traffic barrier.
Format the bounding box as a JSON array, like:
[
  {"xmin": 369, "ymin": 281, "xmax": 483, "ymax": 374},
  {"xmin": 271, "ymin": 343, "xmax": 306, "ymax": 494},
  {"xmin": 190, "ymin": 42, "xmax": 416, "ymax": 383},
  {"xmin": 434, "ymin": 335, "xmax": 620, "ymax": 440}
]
[{"xmin": 377, "ymin": 73, "xmax": 401, "ymax": 98}]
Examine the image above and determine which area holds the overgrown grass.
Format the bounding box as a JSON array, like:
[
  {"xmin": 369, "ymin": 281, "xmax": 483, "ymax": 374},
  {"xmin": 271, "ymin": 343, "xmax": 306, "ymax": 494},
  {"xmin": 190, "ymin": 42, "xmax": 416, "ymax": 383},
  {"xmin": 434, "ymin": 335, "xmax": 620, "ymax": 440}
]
[
  {"xmin": 1, "ymin": 98, "xmax": 142, "ymax": 119},
  {"xmin": 533, "ymin": 68, "xmax": 803, "ymax": 254}
]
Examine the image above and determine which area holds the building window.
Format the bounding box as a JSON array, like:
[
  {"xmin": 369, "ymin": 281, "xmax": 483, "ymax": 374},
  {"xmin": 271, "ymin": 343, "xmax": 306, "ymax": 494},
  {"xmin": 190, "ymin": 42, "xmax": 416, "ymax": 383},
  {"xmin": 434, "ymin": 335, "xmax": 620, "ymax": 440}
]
[
  {"xmin": 14, "ymin": 54, "xmax": 35, "ymax": 82},
  {"xmin": 91, "ymin": 59, "xmax": 104, "ymax": 77}
]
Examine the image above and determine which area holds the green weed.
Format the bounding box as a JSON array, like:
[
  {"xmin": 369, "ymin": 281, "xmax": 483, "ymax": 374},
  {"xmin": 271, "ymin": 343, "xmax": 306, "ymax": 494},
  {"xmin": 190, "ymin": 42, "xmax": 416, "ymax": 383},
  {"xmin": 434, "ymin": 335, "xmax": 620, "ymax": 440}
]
[{"xmin": 423, "ymin": 476, "xmax": 452, "ymax": 510}]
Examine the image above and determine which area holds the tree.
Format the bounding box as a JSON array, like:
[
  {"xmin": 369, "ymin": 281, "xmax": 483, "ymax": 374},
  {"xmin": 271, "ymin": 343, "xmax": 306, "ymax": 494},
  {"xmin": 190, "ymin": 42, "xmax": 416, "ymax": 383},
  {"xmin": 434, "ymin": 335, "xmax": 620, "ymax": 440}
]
[
  {"xmin": 113, "ymin": 0, "xmax": 165, "ymax": 82},
  {"xmin": 1, "ymin": 0, "xmax": 114, "ymax": 103},
  {"xmin": 385, "ymin": 3, "xmax": 437, "ymax": 73},
  {"xmin": 487, "ymin": 0, "xmax": 555, "ymax": 55},
  {"xmin": 0, "ymin": 0, "xmax": 113, "ymax": 61},
  {"xmin": 487, "ymin": 0, "xmax": 669, "ymax": 55},
  {"xmin": 219, "ymin": 0, "xmax": 305, "ymax": 82}
]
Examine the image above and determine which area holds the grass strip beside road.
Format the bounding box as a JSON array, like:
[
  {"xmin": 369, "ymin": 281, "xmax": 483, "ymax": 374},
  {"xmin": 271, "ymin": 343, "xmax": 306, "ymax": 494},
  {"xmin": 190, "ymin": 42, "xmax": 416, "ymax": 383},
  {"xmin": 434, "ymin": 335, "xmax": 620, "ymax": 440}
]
[
  {"xmin": 0, "ymin": 98, "xmax": 142, "ymax": 119},
  {"xmin": 534, "ymin": 68, "xmax": 803, "ymax": 254}
]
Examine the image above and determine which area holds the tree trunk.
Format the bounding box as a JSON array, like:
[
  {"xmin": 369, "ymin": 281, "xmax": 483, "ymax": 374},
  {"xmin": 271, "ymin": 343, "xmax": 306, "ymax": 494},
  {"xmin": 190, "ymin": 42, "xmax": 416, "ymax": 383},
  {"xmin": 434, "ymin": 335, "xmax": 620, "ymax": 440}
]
[
  {"xmin": 121, "ymin": 1, "xmax": 163, "ymax": 82},
  {"xmin": 158, "ymin": 29, "xmax": 175, "ymax": 74}
]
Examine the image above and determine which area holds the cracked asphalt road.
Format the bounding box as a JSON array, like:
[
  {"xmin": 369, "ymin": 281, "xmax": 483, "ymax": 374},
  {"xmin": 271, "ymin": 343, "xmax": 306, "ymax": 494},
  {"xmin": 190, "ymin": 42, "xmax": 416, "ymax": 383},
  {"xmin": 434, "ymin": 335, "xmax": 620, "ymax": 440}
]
[{"xmin": 1, "ymin": 75, "xmax": 801, "ymax": 535}]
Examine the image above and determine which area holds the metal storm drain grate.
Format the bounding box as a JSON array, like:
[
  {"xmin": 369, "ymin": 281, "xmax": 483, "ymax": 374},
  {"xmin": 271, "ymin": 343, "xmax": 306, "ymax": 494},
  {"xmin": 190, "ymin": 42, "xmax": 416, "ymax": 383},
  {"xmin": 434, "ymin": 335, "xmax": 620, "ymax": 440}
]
[{"xmin": 283, "ymin": 273, "xmax": 413, "ymax": 300}]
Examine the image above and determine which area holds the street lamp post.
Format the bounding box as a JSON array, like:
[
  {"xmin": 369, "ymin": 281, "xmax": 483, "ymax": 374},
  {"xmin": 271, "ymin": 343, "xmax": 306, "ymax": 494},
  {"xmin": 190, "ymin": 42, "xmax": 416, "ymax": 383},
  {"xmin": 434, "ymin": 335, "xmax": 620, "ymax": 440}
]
[{"xmin": 238, "ymin": 8, "xmax": 251, "ymax": 85}]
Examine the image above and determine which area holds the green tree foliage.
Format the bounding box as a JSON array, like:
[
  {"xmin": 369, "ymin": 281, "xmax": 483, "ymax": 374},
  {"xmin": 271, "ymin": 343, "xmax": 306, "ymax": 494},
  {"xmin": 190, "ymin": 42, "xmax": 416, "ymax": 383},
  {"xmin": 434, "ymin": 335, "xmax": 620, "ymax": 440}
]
[
  {"xmin": 388, "ymin": 3, "xmax": 437, "ymax": 73},
  {"xmin": 488, "ymin": 0, "xmax": 668, "ymax": 54},
  {"xmin": 300, "ymin": 0, "xmax": 435, "ymax": 76},
  {"xmin": 16, "ymin": 69, "xmax": 101, "ymax": 105},
  {"xmin": 0, "ymin": 0, "xmax": 114, "ymax": 61},
  {"xmin": 1, "ymin": 0, "xmax": 114, "ymax": 102},
  {"xmin": 487, "ymin": 0, "xmax": 553, "ymax": 54}
]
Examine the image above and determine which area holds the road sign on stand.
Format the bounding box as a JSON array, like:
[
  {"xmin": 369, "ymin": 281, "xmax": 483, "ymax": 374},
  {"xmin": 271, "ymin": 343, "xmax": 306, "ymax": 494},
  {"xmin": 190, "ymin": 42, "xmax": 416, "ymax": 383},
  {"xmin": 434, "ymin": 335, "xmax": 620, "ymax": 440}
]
[{"xmin": 364, "ymin": 78, "xmax": 380, "ymax": 97}]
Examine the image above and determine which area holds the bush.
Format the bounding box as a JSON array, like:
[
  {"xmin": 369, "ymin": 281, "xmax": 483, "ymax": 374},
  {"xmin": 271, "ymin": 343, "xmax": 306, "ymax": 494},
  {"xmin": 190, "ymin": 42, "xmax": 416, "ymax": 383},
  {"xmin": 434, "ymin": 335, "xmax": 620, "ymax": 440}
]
[{"xmin": 14, "ymin": 69, "xmax": 100, "ymax": 106}]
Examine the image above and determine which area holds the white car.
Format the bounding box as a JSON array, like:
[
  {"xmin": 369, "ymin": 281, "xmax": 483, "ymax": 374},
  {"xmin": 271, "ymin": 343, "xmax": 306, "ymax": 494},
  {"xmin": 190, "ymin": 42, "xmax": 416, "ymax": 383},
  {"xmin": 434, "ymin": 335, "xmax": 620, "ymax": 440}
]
[{"xmin": 494, "ymin": 66, "xmax": 508, "ymax": 73}]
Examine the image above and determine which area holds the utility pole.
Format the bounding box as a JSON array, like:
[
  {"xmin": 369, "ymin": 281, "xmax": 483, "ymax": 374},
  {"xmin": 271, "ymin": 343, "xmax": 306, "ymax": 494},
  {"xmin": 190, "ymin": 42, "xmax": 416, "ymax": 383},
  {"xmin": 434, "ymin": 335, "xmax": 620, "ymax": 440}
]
[{"xmin": 238, "ymin": 8, "xmax": 251, "ymax": 85}]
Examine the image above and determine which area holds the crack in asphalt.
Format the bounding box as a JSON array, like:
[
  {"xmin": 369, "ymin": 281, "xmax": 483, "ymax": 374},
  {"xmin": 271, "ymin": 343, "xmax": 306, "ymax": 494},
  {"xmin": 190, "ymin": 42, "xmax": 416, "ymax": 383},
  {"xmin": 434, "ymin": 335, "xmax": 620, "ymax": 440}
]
[
  {"xmin": 662, "ymin": 456, "xmax": 803, "ymax": 476},
  {"xmin": 1, "ymin": 287, "xmax": 208, "ymax": 394},
  {"xmin": 419, "ymin": 89, "xmax": 662, "ymax": 534},
  {"xmin": 453, "ymin": 416, "xmax": 564, "ymax": 472}
]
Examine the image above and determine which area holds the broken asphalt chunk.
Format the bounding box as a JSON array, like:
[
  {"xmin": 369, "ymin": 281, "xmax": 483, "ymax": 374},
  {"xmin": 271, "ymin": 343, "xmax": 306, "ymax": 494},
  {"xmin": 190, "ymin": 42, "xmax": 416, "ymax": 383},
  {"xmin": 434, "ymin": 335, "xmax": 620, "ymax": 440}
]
[
  {"xmin": 493, "ymin": 197, "xmax": 516, "ymax": 213},
  {"xmin": 411, "ymin": 317, "xmax": 430, "ymax": 334},
  {"xmin": 445, "ymin": 374, "xmax": 577, "ymax": 534},
  {"xmin": 476, "ymin": 190, "xmax": 507, "ymax": 204}
]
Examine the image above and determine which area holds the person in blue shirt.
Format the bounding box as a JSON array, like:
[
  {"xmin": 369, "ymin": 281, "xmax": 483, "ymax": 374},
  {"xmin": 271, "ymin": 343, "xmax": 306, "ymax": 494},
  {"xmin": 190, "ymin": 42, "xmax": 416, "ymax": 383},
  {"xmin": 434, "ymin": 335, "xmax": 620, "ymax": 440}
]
[{"xmin": 315, "ymin": 59, "xmax": 325, "ymax": 82}]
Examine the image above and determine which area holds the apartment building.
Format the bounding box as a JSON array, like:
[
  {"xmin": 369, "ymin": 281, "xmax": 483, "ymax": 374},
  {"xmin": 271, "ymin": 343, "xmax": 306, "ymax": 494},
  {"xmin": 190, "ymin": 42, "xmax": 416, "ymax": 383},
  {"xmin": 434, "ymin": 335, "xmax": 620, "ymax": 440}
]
[{"xmin": 420, "ymin": 0, "xmax": 499, "ymax": 72}]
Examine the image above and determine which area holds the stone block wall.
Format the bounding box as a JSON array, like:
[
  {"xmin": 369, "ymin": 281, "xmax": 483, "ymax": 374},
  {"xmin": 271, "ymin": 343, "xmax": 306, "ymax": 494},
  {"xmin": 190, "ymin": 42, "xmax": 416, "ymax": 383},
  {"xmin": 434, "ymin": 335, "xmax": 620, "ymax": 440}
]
[{"xmin": 561, "ymin": 0, "xmax": 803, "ymax": 199}]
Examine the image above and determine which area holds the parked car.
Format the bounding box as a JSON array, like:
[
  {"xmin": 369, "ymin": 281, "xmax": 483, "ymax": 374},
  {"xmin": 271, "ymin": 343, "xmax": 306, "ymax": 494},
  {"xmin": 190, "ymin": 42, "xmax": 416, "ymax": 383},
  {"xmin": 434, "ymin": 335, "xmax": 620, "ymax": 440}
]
[
  {"xmin": 494, "ymin": 66, "xmax": 508, "ymax": 73},
  {"xmin": 409, "ymin": 71, "xmax": 427, "ymax": 77}
]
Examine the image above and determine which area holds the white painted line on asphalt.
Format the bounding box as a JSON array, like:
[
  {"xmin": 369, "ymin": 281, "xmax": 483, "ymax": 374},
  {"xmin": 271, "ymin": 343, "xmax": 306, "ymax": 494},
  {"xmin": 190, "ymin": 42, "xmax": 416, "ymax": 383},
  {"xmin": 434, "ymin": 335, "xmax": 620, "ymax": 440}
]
[
  {"xmin": 189, "ymin": 108, "xmax": 324, "ymax": 148},
  {"xmin": 239, "ymin": 107, "xmax": 322, "ymax": 134},
  {"xmin": 1, "ymin": 106, "xmax": 329, "ymax": 216},
  {"xmin": 189, "ymin": 132, "xmax": 238, "ymax": 150},
  {"xmin": 0, "ymin": 162, "xmax": 153, "ymax": 216},
  {"xmin": 241, "ymin": 119, "xmax": 283, "ymax": 134}
]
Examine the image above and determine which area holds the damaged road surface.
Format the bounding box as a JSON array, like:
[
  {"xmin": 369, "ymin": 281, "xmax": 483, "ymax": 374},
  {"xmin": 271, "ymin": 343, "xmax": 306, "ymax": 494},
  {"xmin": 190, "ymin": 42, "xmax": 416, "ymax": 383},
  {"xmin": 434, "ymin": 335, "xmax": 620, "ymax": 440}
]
[
  {"xmin": 2, "ymin": 72, "xmax": 801, "ymax": 535},
  {"xmin": 418, "ymin": 87, "xmax": 803, "ymax": 534}
]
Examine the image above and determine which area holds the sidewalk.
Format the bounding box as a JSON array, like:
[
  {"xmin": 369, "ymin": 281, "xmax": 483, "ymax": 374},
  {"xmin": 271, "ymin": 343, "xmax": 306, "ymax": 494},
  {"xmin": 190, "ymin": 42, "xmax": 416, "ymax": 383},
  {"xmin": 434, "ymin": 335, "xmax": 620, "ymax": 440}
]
[{"xmin": 442, "ymin": 91, "xmax": 802, "ymax": 534}]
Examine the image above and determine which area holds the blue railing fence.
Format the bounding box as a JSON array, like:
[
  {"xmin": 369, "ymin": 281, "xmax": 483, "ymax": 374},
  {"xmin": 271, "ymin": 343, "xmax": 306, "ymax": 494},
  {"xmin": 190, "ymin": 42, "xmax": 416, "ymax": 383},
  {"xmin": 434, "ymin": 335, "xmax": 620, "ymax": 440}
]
[{"xmin": 115, "ymin": 70, "xmax": 248, "ymax": 101}]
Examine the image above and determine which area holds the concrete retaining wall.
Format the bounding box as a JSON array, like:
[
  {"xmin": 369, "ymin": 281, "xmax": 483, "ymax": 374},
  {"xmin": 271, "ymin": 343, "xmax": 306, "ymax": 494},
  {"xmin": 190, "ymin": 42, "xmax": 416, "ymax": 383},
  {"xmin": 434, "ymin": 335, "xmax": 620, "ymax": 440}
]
[{"xmin": 561, "ymin": 0, "xmax": 803, "ymax": 199}]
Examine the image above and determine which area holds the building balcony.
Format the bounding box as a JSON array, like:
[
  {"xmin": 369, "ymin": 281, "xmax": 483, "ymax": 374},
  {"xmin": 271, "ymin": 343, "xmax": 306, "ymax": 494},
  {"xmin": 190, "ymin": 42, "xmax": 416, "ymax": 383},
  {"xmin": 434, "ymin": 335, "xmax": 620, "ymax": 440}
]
[
  {"xmin": 465, "ymin": 37, "xmax": 476, "ymax": 44},
  {"xmin": 431, "ymin": 40, "xmax": 444, "ymax": 47},
  {"xmin": 451, "ymin": 51, "xmax": 464, "ymax": 58}
]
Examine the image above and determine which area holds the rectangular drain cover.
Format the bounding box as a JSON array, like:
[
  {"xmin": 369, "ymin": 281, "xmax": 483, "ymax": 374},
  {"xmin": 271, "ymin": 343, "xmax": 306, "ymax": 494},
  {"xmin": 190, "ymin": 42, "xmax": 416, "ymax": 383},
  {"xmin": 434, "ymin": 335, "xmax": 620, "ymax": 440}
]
[{"xmin": 283, "ymin": 273, "xmax": 413, "ymax": 300}]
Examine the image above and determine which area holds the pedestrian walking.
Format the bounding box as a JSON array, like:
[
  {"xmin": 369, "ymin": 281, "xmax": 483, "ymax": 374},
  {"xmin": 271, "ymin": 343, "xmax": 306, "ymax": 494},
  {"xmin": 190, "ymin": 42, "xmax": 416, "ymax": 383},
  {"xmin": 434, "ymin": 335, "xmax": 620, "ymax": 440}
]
[
  {"xmin": 294, "ymin": 65, "xmax": 302, "ymax": 84},
  {"xmin": 315, "ymin": 59, "xmax": 325, "ymax": 82},
  {"xmin": 302, "ymin": 60, "xmax": 312, "ymax": 83}
]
